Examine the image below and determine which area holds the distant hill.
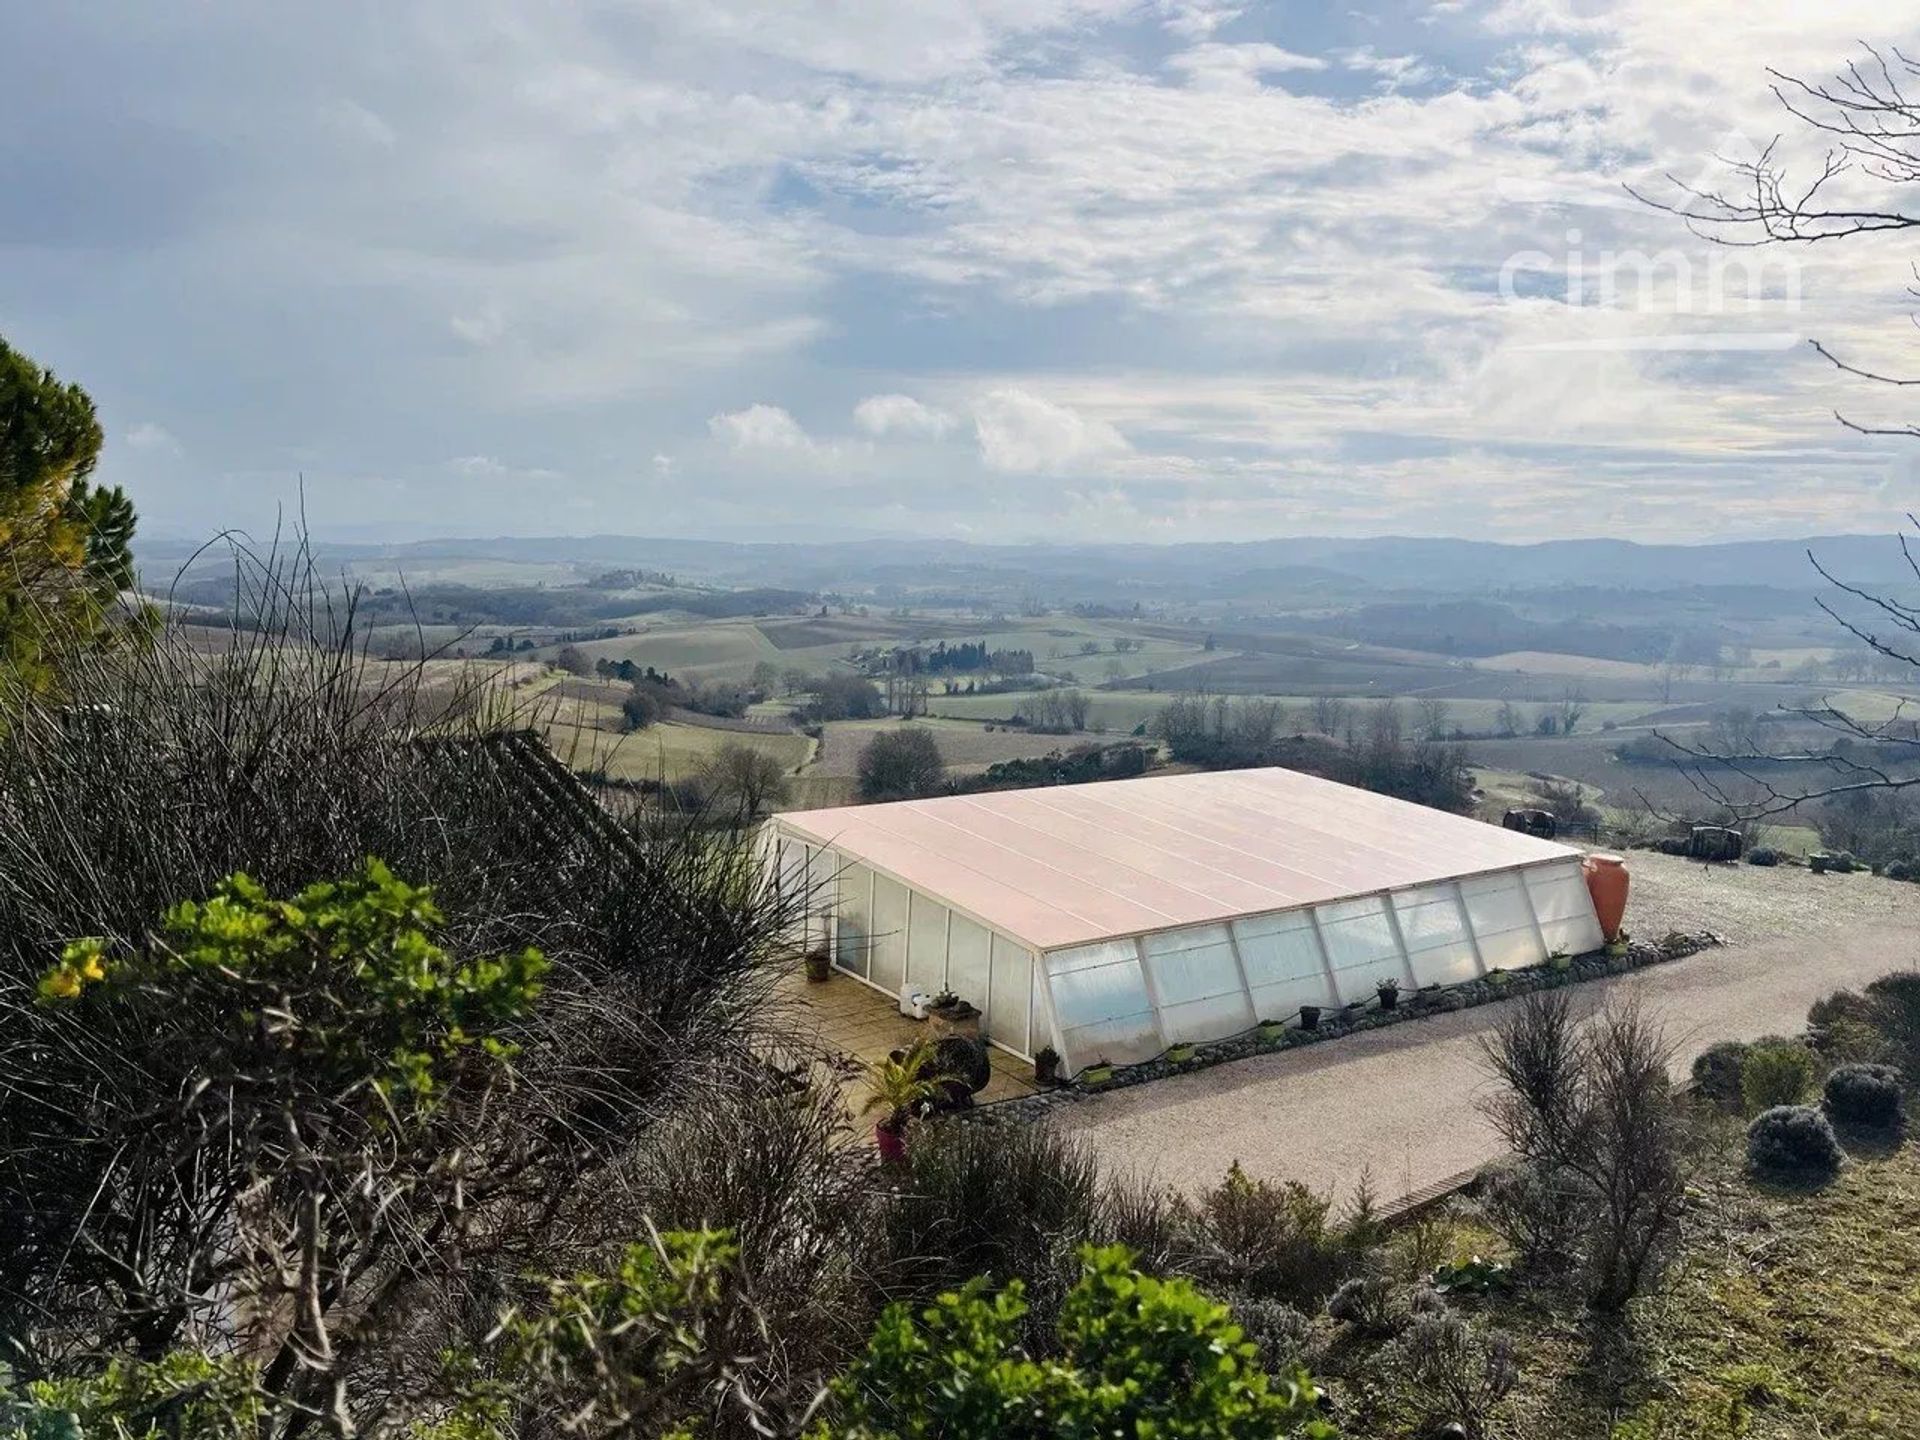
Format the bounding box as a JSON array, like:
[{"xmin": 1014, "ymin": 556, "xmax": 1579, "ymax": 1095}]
[{"xmin": 134, "ymin": 530, "xmax": 1916, "ymax": 603}]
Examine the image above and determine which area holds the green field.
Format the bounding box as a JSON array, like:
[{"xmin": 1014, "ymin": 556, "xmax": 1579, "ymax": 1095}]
[{"xmin": 535, "ymin": 689, "xmax": 813, "ymax": 784}]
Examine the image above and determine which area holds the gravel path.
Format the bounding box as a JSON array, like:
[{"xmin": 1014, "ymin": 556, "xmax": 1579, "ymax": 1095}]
[{"xmin": 1054, "ymin": 853, "xmax": 1920, "ymax": 1207}]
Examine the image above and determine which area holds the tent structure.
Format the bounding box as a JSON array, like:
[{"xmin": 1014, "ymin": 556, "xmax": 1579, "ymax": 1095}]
[{"xmin": 768, "ymin": 767, "xmax": 1605, "ymax": 1076}]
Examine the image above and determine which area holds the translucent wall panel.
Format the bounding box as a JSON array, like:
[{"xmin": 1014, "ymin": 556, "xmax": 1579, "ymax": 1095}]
[
  {"xmin": 1141, "ymin": 923, "xmax": 1254, "ymax": 1043},
  {"xmin": 1314, "ymin": 895, "xmax": 1409, "ymax": 1004},
  {"xmin": 835, "ymin": 859, "xmax": 872, "ymax": 979},
  {"xmin": 870, "ymin": 874, "xmax": 909, "ymax": 995},
  {"xmin": 948, "ymin": 914, "xmax": 991, "ymax": 1012},
  {"xmin": 1392, "ymin": 884, "xmax": 1482, "ymax": 988},
  {"xmin": 988, "ymin": 934, "xmax": 1033, "ymax": 1055},
  {"xmin": 1458, "ymin": 871, "xmax": 1542, "ymax": 971},
  {"xmin": 1046, "ymin": 939, "xmax": 1160, "ymax": 1068},
  {"xmin": 906, "ymin": 893, "xmax": 948, "ymax": 991},
  {"xmin": 776, "ymin": 838, "xmax": 806, "ymax": 913},
  {"xmin": 1525, "ymin": 862, "xmax": 1603, "ymax": 956},
  {"xmin": 1233, "ymin": 909, "xmax": 1335, "ymax": 1023}
]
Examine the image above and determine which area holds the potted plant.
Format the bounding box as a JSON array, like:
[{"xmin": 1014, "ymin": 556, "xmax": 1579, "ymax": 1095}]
[
  {"xmin": 1548, "ymin": 950, "xmax": 1572, "ymax": 973},
  {"xmin": 1297, "ymin": 1005, "xmax": 1322, "ymax": 1031},
  {"xmin": 1375, "ymin": 978, "xmax": 1401, "ymax": 1011},
  {"xmin": 1034, "ymin": 1045, "xmax": 1061, "ymax": 1086},
  {"xmin": 1485, "ymin": 968, "xmax": 1510, "ymax": 989},
  {"xmin": 1165, "ymin": 1040, "xmax": 1196, "ymax": 1064},
  {"xmin": 1258, "ymin": 1017, "xmax": 1288, "ymax": 1042},
  {"xmin": 1080, "ymin": 1058, "xmax": 1115, "ymax": 1087},
  {"xmin": 1604, "ymin": 931, "xmax": 1631, "ymax": 958},
  {"xmin": 925, "ymin": 988, "xmax": 982, "ymax": 1043},
  {"xmin": 863, "ymin": 1038, "xmax": 950, "ymax": 1164},
  {"xmin": 803, "ymin": 944, "xmax": 832, "ymax": 983}
]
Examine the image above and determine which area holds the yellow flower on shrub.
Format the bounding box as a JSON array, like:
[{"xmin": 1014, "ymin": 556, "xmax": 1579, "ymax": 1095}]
[{"xmin": 37, "ymin": 937, "xmax": 110, "ymax": 1001}]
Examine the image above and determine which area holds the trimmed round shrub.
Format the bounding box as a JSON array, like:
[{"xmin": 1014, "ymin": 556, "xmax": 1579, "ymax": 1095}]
[
  {"xmin": 1823, "ymin": 1062, "xmax": 1904, "ymax": 1127},
  {"xmin": 1809, "ymin": 989, "xmax": 1876, "ymax": 1029},
  {"xmin": 1327, "ymin": 1274, "xmax": 1402, "ymax": 1336},
  {"xmin": 1690, "ymin": 1040, "xmax": 1752, "ymax": 1109},
  {"xmin": 1230, "ymin": 1297, "xmax": 1313, "ymax": 1370},
  {"xmin": 1746, "ymin": 846, "xmax": 1780, "ymax": 867},
  {"xmin": 1746, "ymin": 1104, "xmax": 1844, "ymax": 1178},
  {"xmin": 1740, "ymin": 1039, "xmax": 1816, "ymax": 1113}
]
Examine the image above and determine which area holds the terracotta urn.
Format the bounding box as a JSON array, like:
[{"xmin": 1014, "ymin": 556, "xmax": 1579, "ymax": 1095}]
[{"xmin": 1583, "ymin": 852, "xmax": 1630, "ymax": 942}]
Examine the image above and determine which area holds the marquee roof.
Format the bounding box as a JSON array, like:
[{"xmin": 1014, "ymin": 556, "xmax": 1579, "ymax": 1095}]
[{"xmin": 771, "ymin": 766, "xmax": 1584, "ymax": 952}]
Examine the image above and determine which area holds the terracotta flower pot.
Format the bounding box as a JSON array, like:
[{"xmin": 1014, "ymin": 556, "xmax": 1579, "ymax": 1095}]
[{"xmin": 1583, "ymin": 852, "xmax": 1630, "ymax": 942}]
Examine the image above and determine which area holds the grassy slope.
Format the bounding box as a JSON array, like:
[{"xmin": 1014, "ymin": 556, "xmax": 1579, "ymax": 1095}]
[{"xmin": 1328, "ymin": 1110, "xmax": 1920, "ymax": 1439}]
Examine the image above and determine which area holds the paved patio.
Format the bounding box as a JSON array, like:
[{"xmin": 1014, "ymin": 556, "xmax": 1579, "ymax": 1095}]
[{"xmin": 776, "ymin": 964, "xmax": 1038, "ymax": 1113}]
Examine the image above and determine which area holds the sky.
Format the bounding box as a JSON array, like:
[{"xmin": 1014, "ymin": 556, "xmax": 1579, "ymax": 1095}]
[{"xmin": 5, "ymin": 0, "xmax": 1920, "ymax": 546}]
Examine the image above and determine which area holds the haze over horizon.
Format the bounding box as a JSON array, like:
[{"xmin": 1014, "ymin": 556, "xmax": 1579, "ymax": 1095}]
[{"xmin": 8, "ymin": 2, "xmax": 1920, "ymax": 548}]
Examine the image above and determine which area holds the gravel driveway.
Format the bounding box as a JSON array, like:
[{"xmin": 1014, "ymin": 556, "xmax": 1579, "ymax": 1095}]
[{"xmin": 1053, "ymin": 852, "xmax": 1920, "ymax": 1208}]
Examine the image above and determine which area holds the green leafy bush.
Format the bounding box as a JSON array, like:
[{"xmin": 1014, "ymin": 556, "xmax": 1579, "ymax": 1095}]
[
  {"xmin": 1822, "ymin": 1062, "xmax": 1904, "ymax": 1127},
  {"xmin": 1746, "ymin": 1104, "xmax": 1844, "ymax": 1179},
  {"xmin": 0, "ymin": 1352, "xmax": 263, "ymax": 1440},
  {"xmin": 1430, "ymin": 1256, "xmax": 1514, "ymax": 1296},
  {"xmin": 1690, "ymin": 1040, "xmax": 1752, "ymax": 1109},
  {"xmin": 823, "ymin": 1244, "xmax": 1334, "ymax": 1439},
  {"xmin": 1740, "ymin": 1040, "xmax": 1816, "ymax": 1113},
  {"xmin": 1745, "ymin": 846, "xmax": 1780, "ymax": 867},
  {"xmin": 503, "ymin": 1228, "xmax": 757, "ymax": 1437}
]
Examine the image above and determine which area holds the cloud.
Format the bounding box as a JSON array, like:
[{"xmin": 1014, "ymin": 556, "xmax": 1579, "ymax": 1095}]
[
  {"xmin": 8, "ymin": 1, "xmax": 1920, "ymax": 543},
  {"xmin": 852, "ymin": 393, "xmax": 957, "ymax": 439},
  {"xmin": 1166, "ymin": 42, "xmax": 1329, "ymax": 91},
  {"xmin": 448, "ymin": 454, "xmax": 563, "ymax": 482},
  {"xmin": 125, "ymin": 422, "xmax": 182, "ymax": 456},
  {"xmin": 709, "ymin": 403, "xmax": 817, "ymax": 453},
  {"xmin": 652, "ymin": 453, "xmax": 675, "ymax": 477},
  {"xmin": 1334, "ymin": 46, "xmax": 1436, "ymax": 88},
  {"xmin": 972, "ymin": 389, "xmax": 1131, "ymax": 474},
  {"xmin": 449, "ymin": 303, "xmax": 507, "ymax": 348}
]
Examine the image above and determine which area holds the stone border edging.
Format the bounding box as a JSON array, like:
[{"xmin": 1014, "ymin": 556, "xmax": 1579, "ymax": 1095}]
[{"xmin": 957, "ymin": 930, "xmax": 1723, "ymax": 1129}]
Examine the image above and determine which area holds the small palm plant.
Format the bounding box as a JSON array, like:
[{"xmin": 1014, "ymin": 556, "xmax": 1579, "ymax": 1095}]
[{"xmin": 863, "ymin": 1038, "xmax": 953, "ymax": 1159}]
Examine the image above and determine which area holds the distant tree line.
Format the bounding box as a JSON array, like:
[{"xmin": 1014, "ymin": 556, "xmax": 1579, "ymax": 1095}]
[
  {"xmin": 1152, "ymin": 693, "xmax": 1475, "ymax": 812},
  {"xmin": 872, "ymin": 643, "xmax": 1036, "ymax": 677},
  {"xmin": 609, "ymin": 663, "xmax": 759, "ymax": 729}
]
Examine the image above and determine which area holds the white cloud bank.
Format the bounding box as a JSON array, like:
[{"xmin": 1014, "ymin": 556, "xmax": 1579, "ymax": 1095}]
[{"xmin": 973, "ymin": 388, "xmax": 1132, "ymax": 474}]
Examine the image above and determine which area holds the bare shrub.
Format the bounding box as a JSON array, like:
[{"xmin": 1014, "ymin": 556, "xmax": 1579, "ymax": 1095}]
[
  {"xmin": 1326, "ymin": 1274, "xmax": 1402, "ymax": 1337},
  {"xmin": 0, "ymin": 542, "xmax": 802, "ymax": 1436},
  {"xmin": 868, "ymin": 1119, "xmax": 1114, "ymax": 1352},
  {"xmin": 1479, "ymin": 991, "xmax": 1687, "ymax": 1311},
  {"xmin": 1865, "ymin": 972, "xmax": 1920, "ymax": 1075},
  {"xmin": 1390, "ymin": 1313, "xmax": 1519, "ymax": 1440},
  {"xmin": 1169, "ymin": 1161, "xmax": 1360, "ymax": 1311},
  {"xmin": 1477, "ymin": 1161, "xmax": 1582, "ymax": 1273}
]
